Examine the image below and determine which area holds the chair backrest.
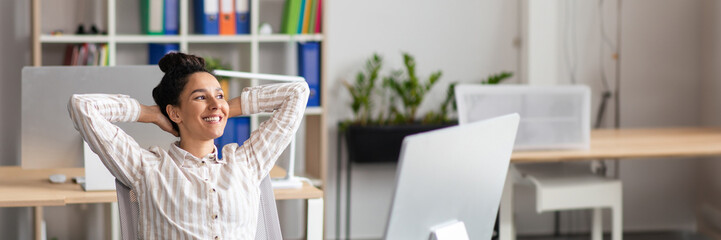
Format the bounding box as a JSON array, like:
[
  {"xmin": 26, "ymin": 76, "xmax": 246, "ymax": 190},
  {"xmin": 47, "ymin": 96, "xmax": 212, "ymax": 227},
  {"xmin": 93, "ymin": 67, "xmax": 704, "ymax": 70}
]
[{"xmin": 115, "ymin": 175, "xmax": 282, "ymax": 240}]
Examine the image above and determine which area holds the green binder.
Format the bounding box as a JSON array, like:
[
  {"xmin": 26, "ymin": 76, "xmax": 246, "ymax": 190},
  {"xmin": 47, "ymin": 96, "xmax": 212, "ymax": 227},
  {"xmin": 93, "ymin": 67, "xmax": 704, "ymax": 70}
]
[{"xmin": 141, "ymin": 0, "xmax": 165, "ymax": 35}]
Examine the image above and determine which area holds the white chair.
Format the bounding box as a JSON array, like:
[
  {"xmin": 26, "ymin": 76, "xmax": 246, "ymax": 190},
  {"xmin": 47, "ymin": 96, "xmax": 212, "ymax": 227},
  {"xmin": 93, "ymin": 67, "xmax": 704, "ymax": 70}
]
[
  {"xmin": 513, "ymin": 163, "xmax": 622, "ymax": 240},
  {"xmin": 115, "ymin": 175, "xmax": 283, "ymax": 240},
  {"xmin": 454, "ymin": 84, "xmax": 623, "ymax": 240}
]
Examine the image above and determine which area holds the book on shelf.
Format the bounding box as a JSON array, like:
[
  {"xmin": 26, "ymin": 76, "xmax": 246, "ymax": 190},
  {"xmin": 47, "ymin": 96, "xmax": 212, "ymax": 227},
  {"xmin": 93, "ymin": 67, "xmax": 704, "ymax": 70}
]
[
  {"xmin": 298, "ymin": 41, "xmax": 321, "ymax": 107},
  {"xmin": 194, "ymin": 0, "xmax": 220, "ymax": 34},
  {"xmin": 214, "ymin": 116, "xmax": 250, "ymax": 160},
  {"xmin": 141, "ymin": 0, "xmax": 165, "ymax": 35},
  {"xmin": 148, "ymin": 43, "xmax": 180, "ymax": 64},
  {"xmin": 308, "ymin": 0, "xmax": 317, "ymax": 33},
  {"xmin": 314, "ymin": 0, "xmax": 322, "ymax": 33},
  {"xmin": 296, "ymin": 0, "xmax": 307, "ymax": 34}
]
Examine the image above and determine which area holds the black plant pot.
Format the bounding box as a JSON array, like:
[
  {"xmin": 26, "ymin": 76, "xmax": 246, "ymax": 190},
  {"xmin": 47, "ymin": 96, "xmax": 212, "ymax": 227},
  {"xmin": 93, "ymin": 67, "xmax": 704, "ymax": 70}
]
[{"xmin": 344, "ymin": 123, "xmax": 455, "ymax": 163}]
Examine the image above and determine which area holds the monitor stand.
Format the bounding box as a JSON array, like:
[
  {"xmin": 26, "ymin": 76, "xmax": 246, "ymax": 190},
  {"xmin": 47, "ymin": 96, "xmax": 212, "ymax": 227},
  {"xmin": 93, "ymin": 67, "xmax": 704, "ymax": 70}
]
[{"xmin": 429, "ymin": 220, "xmax": 470, "ymax": 240}]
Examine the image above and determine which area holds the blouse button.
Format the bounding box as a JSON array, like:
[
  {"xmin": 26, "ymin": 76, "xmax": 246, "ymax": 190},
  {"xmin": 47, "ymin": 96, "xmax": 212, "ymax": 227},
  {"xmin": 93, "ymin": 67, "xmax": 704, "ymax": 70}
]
[
  {"xmin": 201, "ymin": 161, "xmax": 206, "ymax": 164},
  {"xmin": 213, "ymin": 214, "xmax": 218, "ymax": 220},
  {"xmin": 212, "ymin": 188, "xmax": 217, "ymax": 192},
  {"xmin": 214, "ymin": 236, "xmax": 219, "ymax": 240}
]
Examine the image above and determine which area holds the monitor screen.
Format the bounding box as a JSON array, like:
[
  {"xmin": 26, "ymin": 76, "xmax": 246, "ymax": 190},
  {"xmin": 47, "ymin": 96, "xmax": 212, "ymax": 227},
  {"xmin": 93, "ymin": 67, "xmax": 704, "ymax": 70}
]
[
  {"xmin": 384, "ymin": 114, "xmax": 519, "ymax": 239},
  {"xmin": 21, "ymin": 66, "xmax": 176, "ymax": 168}
]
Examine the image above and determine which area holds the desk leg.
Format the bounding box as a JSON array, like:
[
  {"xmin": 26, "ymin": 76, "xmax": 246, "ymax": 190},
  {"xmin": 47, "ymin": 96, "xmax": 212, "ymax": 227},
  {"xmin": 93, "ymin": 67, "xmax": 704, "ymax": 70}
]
[
  {"xmin": 111, "ymin": 202, "xmax": 120, "ymax": 240},
  {"xmin": 307, "ymin": 198, "xmax": 324, "ymax": 240},
  {"xmin": 33, "ymin": 206, "xmax": 43, "ymax": 240},
  {"xmin": 499, "ymin": 168, "xmax": 516, "ymax": 240}
]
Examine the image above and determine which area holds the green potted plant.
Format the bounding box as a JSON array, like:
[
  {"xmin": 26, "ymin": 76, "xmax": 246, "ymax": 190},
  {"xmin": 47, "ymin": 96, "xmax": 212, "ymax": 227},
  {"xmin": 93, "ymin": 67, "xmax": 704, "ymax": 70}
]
[{"xmin": 341, "ymin": 53, "xmax": 512, "ymax": 163}]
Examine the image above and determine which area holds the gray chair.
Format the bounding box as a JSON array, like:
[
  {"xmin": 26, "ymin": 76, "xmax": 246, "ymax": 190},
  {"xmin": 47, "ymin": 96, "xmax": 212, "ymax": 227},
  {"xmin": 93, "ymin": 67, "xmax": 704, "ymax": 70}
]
[{"xmin": 115, "ymin": 175, "xmax": 282, "ymax": 240}]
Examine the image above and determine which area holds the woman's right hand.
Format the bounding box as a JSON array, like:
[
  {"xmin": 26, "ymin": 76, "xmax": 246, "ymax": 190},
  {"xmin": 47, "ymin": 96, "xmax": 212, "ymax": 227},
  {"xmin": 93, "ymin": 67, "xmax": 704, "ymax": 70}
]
[{"xmin": 139, "ymin": 104, "xmax": 179, "ymax": 137}]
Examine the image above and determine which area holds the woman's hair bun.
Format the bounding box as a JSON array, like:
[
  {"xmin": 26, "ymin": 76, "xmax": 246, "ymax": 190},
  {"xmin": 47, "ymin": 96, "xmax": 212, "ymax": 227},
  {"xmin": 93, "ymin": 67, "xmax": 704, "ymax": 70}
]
[{"xmin": 158, "ymin": 52, "xmax": 206, "ymax": 74}]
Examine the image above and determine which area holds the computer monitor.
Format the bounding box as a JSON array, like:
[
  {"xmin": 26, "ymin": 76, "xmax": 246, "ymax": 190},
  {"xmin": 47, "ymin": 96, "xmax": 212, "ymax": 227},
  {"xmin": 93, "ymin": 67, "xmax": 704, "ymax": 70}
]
[
  {"xmin": 384, "ymin": 114, "xmax": 519, "ymax": 239},
  {"xmin": 21, "ymin": 66, "xmax": 175, "ymax": 169}
]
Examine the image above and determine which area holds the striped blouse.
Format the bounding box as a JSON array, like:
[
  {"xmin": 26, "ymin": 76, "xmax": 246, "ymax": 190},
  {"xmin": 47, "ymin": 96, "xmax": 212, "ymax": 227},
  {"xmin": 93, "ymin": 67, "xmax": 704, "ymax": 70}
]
[{"xmin": 68, "ymin": 82, "xmax": 309, "ymax": 240}]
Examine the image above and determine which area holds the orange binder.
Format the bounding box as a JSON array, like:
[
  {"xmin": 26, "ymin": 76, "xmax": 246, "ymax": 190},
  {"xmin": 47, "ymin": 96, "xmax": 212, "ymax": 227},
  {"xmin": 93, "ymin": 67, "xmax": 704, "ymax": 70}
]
[{"xmin": 219, "ymin": 0, "xmax": 236, "ymax": 35}]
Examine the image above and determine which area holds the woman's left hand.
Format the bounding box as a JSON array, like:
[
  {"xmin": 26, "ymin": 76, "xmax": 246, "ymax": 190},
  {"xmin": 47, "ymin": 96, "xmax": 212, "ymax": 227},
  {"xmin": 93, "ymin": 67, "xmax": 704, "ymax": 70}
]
[{"xmin": 139, "ymin": 104, "xmax": 179, "ymax": 137}]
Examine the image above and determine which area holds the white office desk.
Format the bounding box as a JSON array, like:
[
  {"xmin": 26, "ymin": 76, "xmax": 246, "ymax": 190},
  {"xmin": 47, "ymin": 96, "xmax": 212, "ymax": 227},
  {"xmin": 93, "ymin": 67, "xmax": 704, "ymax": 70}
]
[
  {"xmin": 500, "ymin": 127, "xmax": 721, "ymax": 240},
  {"xmin": 0, "ymin": 166, "xmax": 323, "ymax": 240}
]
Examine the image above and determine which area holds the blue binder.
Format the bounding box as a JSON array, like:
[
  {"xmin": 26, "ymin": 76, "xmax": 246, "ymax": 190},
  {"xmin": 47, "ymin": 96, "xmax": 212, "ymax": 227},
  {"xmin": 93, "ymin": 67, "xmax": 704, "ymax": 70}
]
[
  {"xmin": 298, "ymin": 41, "xmax": 321, "ymax": 107},
  {"xmin": 214, "ymin": 117, "xmax": 250, "ymax": 160},
  {"xmin": 235, "ymin": 0, "xmax": 250, "ymax": 34},
  {"xmin": 164, "ymin": 0, "xmax": 179, "ymax": 35},
  {"xmin": 193, "ymin": 0, "xmax": 219, "ymax": 34},
  {"xmin": 148, "ymin": 43, "xmax": 179, "ymax": 64}
]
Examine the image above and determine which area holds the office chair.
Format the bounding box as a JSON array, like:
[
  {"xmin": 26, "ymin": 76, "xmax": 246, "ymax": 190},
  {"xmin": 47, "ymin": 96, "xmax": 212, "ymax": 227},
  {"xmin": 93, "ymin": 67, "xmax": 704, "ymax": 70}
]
[
  {"xmin": 454, "ymin": 85, "xmax": 622, "ymax": 240},
  {"xmin": 115, "ymin": 174, "xmax": 283, "ymax": 240}
]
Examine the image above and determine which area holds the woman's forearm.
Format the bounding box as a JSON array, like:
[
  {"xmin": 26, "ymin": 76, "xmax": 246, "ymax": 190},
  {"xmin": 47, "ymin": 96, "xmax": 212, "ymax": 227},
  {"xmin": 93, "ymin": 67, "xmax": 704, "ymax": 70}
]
[
  {"xmin": 138, "ymin": 104, "xmax": 162, "ymax": 124},
  {"xmin": 228, "ymin": 97, "xmax": 242, "ymax": 117},
  {"xmin": 138, "ymin": 104, "xmax": 178, "ymax": 136}
]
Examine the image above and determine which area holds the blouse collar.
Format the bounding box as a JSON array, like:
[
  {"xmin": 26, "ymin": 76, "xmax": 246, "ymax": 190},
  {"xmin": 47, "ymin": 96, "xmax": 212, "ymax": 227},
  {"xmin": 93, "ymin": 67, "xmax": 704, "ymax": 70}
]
[{"xmin": 169, "ymin": 141, "xmax": 226, "ymax": 167}]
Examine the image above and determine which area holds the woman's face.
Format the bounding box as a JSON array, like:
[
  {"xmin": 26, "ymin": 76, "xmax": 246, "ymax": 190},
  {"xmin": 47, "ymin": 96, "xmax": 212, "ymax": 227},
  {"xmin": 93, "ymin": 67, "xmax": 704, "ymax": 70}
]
[{"xmin": 169, "ymin": 72, "xmax": 229, "ymax": 141}]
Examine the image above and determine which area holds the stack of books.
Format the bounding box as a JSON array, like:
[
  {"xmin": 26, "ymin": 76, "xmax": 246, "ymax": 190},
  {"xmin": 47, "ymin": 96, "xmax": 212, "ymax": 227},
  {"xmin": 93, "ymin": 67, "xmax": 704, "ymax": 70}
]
[
  {"xmin": 63, "ymin": 43, "xmax": 110, "ymax": 66},
  {"xmin": 281, "ymin": 0, "xmax": 322, "ymax": 35}
]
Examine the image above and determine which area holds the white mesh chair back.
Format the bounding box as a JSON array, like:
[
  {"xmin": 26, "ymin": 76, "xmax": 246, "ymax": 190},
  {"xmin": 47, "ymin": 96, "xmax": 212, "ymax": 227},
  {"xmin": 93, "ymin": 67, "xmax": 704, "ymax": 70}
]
[
  {"xmin": 115, "ymin": 179, "xmax": 140, "ymax": 240},
  {"xmin": 455, "ymin": 84, "xmax": 590, "ymax": 150},
  {"xmin": 115, "ymin": 175, "xmax": 282, "ymax": 240},
  {"xmin": 254, "ymin": 175, "xmax": 283, "ymax": 240}
]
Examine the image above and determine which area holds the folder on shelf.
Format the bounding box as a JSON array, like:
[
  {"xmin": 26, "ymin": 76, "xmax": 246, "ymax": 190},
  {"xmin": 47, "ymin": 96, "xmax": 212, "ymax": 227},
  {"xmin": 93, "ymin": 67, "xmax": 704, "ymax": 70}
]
[
  {"xmin": 141, "ymin": 0, "xmax": 165, "ymax": 35},
  {"xmin": 214, "ymin": 116, "xmax": 250, "ymax": 160},
  {"xmin": 87, "ymin": 44, "xmax": 97, "ymax": 66},
  {"xmin": 315, "ymin": 0, "xmax": 321, "ymax": 33},
  {"xmin": 70, "ymin": 45, "xmax": 80, "ymax": 66},
  {"xmin": 219, "ymin": 0, "xmax": 236, "ymax": 35},
  {"xmin": 298, "ymin": 41, "xmax": 321, "ymax": 107},
  {"xmin": 308, "ymin": 0, "xmax": 317, "ymax": 33},
  {"xmin": 99, "ymin": 44, "xmax": 109, "ymax": 66},
  {"xmin": 148, "ymin": 43, "xmax": 179, "ymax": 64},
  {"xmin": 301, "ymin": 0, "xmax": 312, "ymax": 34},
  {"xmin": 79, "ymin": 43, "xmax": 89, "ymax": 66},
  {"xmin": 193, "ymin": 0, "xmax": 219, "ymax": 34},
  {"xmin": 164, "ymin": 0, "xmax": 179, "ymax": 35},
  {"xmin": 296, "ymin": 0, "xmax": 306, "ymax": 34},
  {"xmin": 63, "ymin": 45, "xmax": 74, "ymax": 66},
  {"xmin": 281, "ymin": 0, "xmax": 301, "ymax": 35},
  {"xmin": 235, "ymin": 0, "xmax": 250, "ymax": 34},
  {"xmin": 219, "ymin": 79, "xmax": 230, "ymax": 97}
]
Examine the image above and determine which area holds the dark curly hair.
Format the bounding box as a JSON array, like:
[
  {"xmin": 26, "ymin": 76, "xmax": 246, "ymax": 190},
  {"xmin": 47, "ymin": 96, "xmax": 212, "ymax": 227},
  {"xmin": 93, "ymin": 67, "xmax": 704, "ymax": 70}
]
[{"xmin": 152, "ymin": 52, "xmax": 211, "ymax": 135}]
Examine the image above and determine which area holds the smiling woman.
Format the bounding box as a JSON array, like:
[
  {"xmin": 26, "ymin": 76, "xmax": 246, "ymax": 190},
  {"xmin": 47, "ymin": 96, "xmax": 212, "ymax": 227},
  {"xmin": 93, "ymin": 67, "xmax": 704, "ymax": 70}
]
[{"xmin": 67, "ymin": 52, "xmax": 309, "ymax": 239}]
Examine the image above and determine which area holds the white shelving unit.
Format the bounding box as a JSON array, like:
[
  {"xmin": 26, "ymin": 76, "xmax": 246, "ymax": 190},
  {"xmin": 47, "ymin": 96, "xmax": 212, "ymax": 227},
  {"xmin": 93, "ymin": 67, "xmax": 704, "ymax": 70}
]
[{"xmin": 31, "ymin": 0, "xmax": 328, "ymax": 192}]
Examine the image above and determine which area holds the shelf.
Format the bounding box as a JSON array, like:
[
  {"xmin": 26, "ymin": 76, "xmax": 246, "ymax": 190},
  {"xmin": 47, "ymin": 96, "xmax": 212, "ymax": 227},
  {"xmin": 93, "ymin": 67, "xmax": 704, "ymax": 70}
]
[
  {"xmin": 40, "ymin": 34, "xmax": 324, "ymax": 44},
  {"xmin": 40, "ymin": 35, "xmax": 109, "ymax": 43},
  {"xmin": 115, "ymin": 35, "xmax": 181, "ymax": 43},
  {"xmin": 305, "ymin": 106, "xmax": 323, "ymax": 115},
  {"xmin": 257, "ymin": 34, "xmax": 324, "ymax": 42},
  {"xmin": 186, "ymin": 34, "xmax": 253, "ymax": 43}
]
